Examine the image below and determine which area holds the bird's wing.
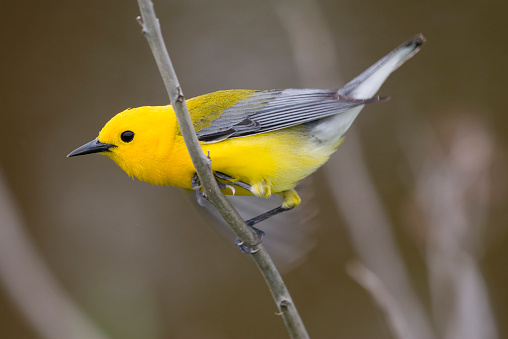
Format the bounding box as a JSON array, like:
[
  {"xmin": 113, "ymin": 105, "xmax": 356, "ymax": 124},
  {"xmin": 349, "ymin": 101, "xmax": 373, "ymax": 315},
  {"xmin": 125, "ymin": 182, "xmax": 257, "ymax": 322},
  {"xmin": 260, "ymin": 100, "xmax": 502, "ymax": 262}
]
[
  {"xmin": 193, "ymin": 34, "xmax": 425, "ymax": 143},
  {"xmin": 195, "ymin": 88, "xmax": 383, "ymax": 143}
]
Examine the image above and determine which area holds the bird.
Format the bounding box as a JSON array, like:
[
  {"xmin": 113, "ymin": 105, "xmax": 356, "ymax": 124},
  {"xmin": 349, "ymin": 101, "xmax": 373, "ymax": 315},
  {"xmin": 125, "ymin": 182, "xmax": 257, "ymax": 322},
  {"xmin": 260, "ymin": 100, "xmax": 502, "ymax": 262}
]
[{"xmin": 68, "ymin": 34, "xmax": 425, "ymax": 250}]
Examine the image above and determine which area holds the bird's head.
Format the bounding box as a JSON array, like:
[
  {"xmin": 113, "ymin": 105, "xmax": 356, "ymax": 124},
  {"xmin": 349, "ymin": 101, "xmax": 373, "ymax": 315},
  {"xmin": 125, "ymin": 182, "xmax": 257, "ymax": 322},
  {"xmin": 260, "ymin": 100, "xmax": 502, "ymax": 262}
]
[{"xmin": 68, "ymin": 106, "xmax": 176, "ymax": 184}]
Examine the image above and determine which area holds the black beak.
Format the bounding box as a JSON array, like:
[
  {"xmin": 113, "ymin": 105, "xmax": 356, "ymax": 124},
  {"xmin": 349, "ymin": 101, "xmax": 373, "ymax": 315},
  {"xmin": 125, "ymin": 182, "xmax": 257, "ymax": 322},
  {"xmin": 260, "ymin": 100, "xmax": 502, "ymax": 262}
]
[{"xmin": 67, "ymin": 139, "xmax": 115, "ymax": 157}]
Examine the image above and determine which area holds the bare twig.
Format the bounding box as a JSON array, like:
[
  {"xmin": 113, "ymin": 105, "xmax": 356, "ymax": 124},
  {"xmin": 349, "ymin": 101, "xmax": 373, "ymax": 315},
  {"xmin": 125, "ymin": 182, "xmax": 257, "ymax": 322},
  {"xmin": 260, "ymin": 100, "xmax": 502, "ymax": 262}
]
[
  {"xmin": 402, "ymin": 116, "xmax": 498, "ymax": 339},
  {"xmin": 347, "ymin": 261, "xmax": 414, "ymax": 339},
  {"xmin": 135, "ymin": 1, "xmax": 309, "ymax": 338},
  {"xmin": 325, "ymin": 132, "xmax": 435, "ymax": 339},
  {"xmin": 275, "ymin": 0, "xmax": 435, "ymax": 338}
]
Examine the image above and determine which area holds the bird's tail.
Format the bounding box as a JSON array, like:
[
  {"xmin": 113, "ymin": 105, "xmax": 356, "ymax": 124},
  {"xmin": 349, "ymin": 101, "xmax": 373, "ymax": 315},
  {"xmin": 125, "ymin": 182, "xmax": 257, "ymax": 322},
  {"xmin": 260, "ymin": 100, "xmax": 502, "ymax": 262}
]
[
  {"xmin": 339, "ymin": 34, "xmax": 426, "ymax": 99},
  {"xmin": 309, "ymin": 34, "xmax": 425, "ymax": 145}
]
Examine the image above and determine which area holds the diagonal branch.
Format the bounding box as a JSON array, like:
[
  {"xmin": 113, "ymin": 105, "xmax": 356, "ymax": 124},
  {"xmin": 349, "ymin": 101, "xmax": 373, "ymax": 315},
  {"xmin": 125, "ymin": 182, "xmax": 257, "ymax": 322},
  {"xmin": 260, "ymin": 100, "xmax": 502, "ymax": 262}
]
[{"xmin": 135, "ymin": 1, "xmax": 309, "ymax": 338}]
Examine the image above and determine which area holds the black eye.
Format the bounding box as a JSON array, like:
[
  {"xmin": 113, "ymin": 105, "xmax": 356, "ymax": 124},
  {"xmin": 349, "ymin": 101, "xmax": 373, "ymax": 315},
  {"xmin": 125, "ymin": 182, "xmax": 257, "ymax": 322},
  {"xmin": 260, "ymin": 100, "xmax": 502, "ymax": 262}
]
[{"xmin": 121, "ymin": 130, "xmax": 134, "ymax": 143}]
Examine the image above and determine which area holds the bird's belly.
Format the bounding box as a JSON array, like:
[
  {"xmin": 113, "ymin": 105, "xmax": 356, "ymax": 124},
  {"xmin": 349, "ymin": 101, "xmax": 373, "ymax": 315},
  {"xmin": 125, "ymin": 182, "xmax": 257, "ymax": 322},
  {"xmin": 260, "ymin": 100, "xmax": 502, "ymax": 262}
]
[{"xmin": 203, "ymin": 127, "xmax": 336, "ymax": 196}]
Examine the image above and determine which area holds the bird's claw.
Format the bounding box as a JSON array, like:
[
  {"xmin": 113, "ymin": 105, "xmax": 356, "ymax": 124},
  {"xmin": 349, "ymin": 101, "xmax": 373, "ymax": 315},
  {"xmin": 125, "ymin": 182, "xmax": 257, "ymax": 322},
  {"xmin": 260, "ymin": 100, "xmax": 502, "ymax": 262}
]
[
  {"xmin": 250, "ymin": 226, "xmax": 265, "ymax": 245},
  {"xmin": 191, "ymin": 174, "xmax": 207, "ymax": 206},
  {"xmin": 234, "ymin": 226, "xmax": 265, "ymax": 254},
  {"xmin": 225, "ymin": 184, "xmax": 235, "ymax": 195},
  {"xmin": 192, "ymin": 172, "xmax": 265, "ymax": 254},
  {"xmin": 235, "ymin": 238, "xmax": 259, "ymax": 254},
  {"xmin": 214, "ymin": 179, "xmax": 236, "ymax": 195}
]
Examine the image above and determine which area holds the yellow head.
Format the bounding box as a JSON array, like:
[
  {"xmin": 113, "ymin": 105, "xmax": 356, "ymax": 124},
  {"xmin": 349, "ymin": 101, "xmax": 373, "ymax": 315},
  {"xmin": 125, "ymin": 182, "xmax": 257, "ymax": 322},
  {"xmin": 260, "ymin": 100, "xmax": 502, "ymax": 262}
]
[{"xmin": 68, "ymin": 106, "xmax": 184, "ymax": 185}]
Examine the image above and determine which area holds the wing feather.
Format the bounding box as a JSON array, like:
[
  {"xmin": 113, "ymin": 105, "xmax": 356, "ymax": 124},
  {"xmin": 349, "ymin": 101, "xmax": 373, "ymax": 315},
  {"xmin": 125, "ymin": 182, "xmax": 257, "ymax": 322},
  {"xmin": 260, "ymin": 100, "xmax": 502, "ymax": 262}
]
[
  {"xmin": 196, "ymin": 89, "xmax": 382, "ymax": 143},
  {"xmin": 194, "ymin": 34, "xmax": 424, "ymax": 143}
]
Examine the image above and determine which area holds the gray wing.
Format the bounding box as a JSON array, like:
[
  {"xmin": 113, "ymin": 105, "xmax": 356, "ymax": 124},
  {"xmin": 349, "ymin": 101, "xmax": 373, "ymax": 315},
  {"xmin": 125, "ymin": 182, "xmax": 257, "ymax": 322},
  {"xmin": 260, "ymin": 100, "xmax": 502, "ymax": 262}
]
[
  {"xmin": 196, "ymin": 34, "xmax": 425, "ymax": 143},
  {"xmin": 196, "ymin": 88, "xmax": 382, "ymax": 143}
]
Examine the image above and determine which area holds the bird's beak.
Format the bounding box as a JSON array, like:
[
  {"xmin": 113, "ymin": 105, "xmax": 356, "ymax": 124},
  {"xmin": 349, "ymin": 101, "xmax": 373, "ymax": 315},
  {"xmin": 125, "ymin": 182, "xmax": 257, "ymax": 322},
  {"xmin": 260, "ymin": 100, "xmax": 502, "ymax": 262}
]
[{"xmin": 67, "ymin": 138, "xmax": 115, "ymax": 157}]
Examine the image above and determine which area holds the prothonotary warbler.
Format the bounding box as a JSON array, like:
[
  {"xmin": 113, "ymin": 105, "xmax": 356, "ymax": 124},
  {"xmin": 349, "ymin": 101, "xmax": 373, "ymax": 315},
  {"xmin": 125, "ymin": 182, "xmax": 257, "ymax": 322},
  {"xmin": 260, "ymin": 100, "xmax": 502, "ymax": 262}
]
[{"xmin": 68, "ymin": 34, "xmax": 425, "ymax": 247}]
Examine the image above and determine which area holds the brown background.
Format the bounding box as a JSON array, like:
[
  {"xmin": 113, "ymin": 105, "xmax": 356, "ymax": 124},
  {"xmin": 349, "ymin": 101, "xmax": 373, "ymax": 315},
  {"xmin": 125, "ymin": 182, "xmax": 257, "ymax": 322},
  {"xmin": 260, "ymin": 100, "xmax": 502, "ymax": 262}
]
[{"xmin": 1, "ymin": 0, "xmax": 507, "ymax": 338}]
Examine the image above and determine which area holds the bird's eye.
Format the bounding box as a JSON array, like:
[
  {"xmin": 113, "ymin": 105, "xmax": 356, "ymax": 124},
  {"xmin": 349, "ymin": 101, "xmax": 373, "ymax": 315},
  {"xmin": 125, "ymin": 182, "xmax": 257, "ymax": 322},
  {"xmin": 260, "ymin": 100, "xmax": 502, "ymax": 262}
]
[{"xmin": 121, "ymin": 130, "xmax": 134, "ymax": 143}]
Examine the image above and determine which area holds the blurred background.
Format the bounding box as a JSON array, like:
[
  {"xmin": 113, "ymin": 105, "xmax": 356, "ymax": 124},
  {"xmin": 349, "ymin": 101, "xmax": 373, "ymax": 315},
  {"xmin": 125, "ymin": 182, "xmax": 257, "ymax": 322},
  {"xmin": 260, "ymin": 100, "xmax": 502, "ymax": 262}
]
[{"xmin": 1, "ymin": 0, "xmax": 507, "ymax": 338}]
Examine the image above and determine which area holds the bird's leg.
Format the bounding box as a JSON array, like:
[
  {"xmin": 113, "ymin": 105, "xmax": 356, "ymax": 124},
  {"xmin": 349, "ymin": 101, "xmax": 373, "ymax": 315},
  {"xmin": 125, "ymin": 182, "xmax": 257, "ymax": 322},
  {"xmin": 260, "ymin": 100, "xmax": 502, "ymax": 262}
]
[
  {"xmin": 232, "ymin": 205, "xmax": 294, "ymax": 253},
  {"xmin": 194, "ymin": 172, "xmax": 300, "ymax": 254},
  {"xmin": 213, "ymin": 171, "xmax": 250, "ymax": 193},
  {"xmin": 190, "ymin": 150, "xmax": 233, "ymax": 202},
  {"xmin": 191, "ymin": 172, "xmax": 235, "ymax": 205},
  {"xmin": 245, "ymin": 188, "xmax": 300, "ymax": 228},
  {"xmin": 245, "ymin": 206, "xmax": 294, "ymax": 227},
  {"xmin": 212, "ymin": 172, "xmax": 267, "ymax": 252},
  {"xmin": 213, "ymin": 173, "xmax": 302, "ymax": 253}
]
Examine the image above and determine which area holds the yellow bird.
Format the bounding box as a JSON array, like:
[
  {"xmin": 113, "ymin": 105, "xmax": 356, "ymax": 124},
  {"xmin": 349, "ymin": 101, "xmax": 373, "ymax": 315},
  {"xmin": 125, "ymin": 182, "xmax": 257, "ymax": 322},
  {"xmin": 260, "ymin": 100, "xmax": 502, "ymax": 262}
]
[{"xmin": 68, "ymin": 34, "xmax": 424, "ymax": 244}]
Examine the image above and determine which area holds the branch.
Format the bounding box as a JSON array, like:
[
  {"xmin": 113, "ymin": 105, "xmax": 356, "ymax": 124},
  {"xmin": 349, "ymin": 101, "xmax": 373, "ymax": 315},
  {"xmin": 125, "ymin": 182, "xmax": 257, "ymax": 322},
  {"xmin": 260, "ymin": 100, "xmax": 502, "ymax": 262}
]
[
  {"xmin": 325, "ymin": 131, "xmax": 435, "ymax": 339},
  {"xmin": 275, "ymin": 0, "xmax": 434, "ymax": 338},
  {"xmin": 401, "ymin": 116, "xmax": 498, "ymax": 339},
  {"xmin": 347, "ymin": 261, "xmax": 414, "ymax": 339},
  {"xmin": 135, "ymin": 1, "xmax": 309, "ymax": 338}
]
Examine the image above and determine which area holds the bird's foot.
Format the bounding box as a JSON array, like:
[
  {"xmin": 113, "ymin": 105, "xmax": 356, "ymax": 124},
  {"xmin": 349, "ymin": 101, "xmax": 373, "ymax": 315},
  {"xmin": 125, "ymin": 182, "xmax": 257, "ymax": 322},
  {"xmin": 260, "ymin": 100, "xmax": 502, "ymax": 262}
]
[
  {"xmin": 191, "ymin": 174, "xmax": 207, "ymax": 206},
  {"xmin": 214, "ymin": 177, "xmax": 236, "ymax": 195},
  {"xmin": 235, "ymin": 226, "xmax": 265, "ymax": 254}
]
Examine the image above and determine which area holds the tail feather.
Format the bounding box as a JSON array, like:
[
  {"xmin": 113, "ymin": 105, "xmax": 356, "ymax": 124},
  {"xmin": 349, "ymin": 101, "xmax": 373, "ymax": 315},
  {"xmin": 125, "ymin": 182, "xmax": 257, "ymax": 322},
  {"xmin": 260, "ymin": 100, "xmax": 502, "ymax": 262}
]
[
  {"xmin": 310, "ymin": 34, "xmax": 425, "ymax": 144},
  {"xmin": 339, "ymin": 34, "xmax": 426, "ymax": 99}
]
